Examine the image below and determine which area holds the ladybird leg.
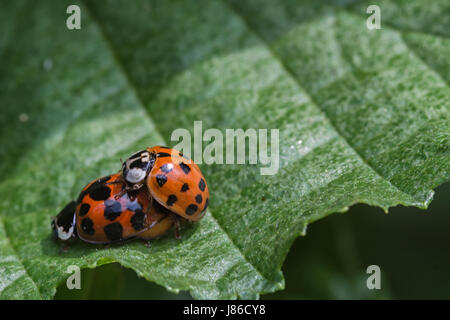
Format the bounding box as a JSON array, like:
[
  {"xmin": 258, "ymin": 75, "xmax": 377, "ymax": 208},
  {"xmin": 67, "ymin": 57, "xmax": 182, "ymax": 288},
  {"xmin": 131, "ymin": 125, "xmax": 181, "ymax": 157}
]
[
  {"xmin": 145, "ymin": 196, "xmax": 154, "ymax": 215},
  {"xmin": 141, "ymin": 239, "xmax": 152, "ymax": 248},
  {"xmin": 58, "ymin": 244, "xmax": 70, "ymax": 254},
  {"xmin": 174, "ymin": 214, "xmax": 181, "ymax": 240},
  {"xmin": 113, "ymin": 187, "xmax": 127, "ymax": 200},
  {"xmin": 106, "ymin": 179, "xmax": 126, "ymax": 200},
  {"xmin": 127, "ymin": 183, "xmax": 144, "ymax": 201},
  {"xmin": 132, "ymin": 183, "xmax": 143, "ymax": 191}
]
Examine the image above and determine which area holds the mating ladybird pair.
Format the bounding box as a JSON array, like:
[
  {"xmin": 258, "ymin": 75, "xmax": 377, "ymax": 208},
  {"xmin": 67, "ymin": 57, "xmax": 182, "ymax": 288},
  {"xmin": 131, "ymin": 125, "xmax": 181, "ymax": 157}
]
[{"xmin": 52, "ymin": 146, "xmax": 209, "ymax": 244}]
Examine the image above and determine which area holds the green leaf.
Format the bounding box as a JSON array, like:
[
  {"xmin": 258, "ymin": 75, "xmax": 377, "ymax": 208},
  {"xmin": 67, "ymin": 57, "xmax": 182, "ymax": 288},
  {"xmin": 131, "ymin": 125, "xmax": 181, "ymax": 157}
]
[{"xmin": 0, "ymin": 0, "xmax": 448, "ymax": 299}]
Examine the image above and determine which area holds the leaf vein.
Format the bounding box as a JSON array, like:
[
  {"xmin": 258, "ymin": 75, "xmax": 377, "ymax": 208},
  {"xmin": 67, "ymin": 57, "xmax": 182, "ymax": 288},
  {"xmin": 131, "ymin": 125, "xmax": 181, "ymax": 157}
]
[
  {"xmin": 222, "ymin": 1, "xmax": 423, "ymax": 205},
  {"xmin": 82, "ymin": 1, "xmax": 158, "ymax": 130},
  {"xmin": 340, "ymin": 8, "xmax": 450, "ymax": 87}
]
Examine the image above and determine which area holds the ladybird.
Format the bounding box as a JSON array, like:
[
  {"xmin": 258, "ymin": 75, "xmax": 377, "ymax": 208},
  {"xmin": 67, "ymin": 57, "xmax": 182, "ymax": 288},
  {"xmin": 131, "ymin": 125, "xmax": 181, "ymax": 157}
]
[
  {"xmin": 122, "ymin": 146, "xmax": 209, "ymax": 222},
  {"xmin": 52, "ymin": 173, "xmax": 175, "ymax": 244}
]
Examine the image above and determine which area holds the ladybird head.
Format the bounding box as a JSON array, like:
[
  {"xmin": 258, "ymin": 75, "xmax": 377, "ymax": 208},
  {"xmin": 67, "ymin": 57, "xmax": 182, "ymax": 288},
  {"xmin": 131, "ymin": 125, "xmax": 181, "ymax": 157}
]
[
  {"xmin": 52, "ymin": 201, "xmax": 77, "ymax": 241},
  {"xmin": 122, "ymin": 150, "xmax": 155, "ymax": 187}
]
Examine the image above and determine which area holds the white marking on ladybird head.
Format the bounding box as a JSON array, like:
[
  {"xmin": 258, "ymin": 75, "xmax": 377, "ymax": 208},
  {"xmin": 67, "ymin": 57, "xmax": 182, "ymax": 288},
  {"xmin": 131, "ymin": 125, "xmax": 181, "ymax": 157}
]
[
  {"xmin": 141, "ymin": 152, "xmax": 150, "ymax": 162},
  {"xmin": 126, "ymin": 167, "xmax": 147, "ymax": 184},
  {"xmin": 56, "ymin": 214, "xmax": 76, "ymax": 241},
  {"xmin": 57, "ymin": 225, "xmax": 74, "ymax": 240}
]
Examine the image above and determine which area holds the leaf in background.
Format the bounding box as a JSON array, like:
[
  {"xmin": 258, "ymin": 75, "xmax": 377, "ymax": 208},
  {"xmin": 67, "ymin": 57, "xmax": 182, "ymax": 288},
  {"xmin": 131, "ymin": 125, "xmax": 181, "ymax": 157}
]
[{"xmin": 0, "ymin": 0, "xmax": 448, "ymax": 299}]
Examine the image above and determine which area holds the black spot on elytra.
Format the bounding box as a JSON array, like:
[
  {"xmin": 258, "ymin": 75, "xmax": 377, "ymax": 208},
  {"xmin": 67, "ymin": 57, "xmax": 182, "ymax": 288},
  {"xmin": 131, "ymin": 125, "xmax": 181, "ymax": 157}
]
[
  {"xmin": 157, "ymin": 152, "xmax": 171, "ymax": 158},
  {"xmin": 104, "ymin": 199, "xmax": 122, "ymax": 221},
  {"xmin": 130, "ymin": 210, "xmax": 146, "ymax": 231},
  {"xmin": 167, "ymin": 194, "xmax": 177, "ymax": 206},
  {"xmin": 79, "ymin": 203, "xmax": 90, "ymax": 217},
  {"xmin": 81, "ymin": 217, "xmax": 95, "ymax": 235},
  {"xmin": 157, "ymin": 146, "xmax": 171, "ymax": 149},
  {"xmin": 94, "ymin": 175, "xmax": 111, "ymax": 187},
  {"xmin": 179, "ymin": 162, "xmax": 190, "ymax": 174},
  {"xmin": 89, "ymin": 186, "xmax": 111, "ymax": 201},
  {"xmin": 198, "ymin": 178, "xmax": 206, "ymax": 192},
  {"xmin": 160, "ymin": 163, "xmax": 173, "ymax": 173},
  {"xmin": 104, "ymin": 222, "xmax": 123, "ymax": 241},
  {"xmin": 203, "ymin": 198, "xmax": 209, "ymax": 212},
  {"xmin": 180, "ymin": 183, "xmax": 189, "ymax": 192},
  {"xmin": 154, "ymin": 200, "xmax": 173, "ymax": 215},
  {"xmin": 195, "ymin": 194, "xmax": 203, "ymax": 204},
  {"xmin": 186, "ymin": 204, "xmax": 198, "ymax": 216},
  {"xmin": 156, "ymin": 174, "xmax": 167, "ymax": 187},
  {"xmin": 77, "ymin": 176, "xmax": 111, "ymax": 203}
]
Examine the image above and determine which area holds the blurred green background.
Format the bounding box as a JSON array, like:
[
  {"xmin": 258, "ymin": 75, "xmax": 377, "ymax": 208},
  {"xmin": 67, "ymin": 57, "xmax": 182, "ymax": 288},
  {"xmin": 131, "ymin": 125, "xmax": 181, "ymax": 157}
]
[{"xmin": 56, "ymin": 181, "xmax": 450, "ymax": 299}]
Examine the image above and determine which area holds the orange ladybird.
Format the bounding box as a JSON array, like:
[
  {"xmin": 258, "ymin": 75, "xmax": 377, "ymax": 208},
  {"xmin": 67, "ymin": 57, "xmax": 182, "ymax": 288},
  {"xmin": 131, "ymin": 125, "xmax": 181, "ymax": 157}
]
[
  {"xmin": 121, "ymin": 146, "xmax": 209, "ymax": 222},
  {"xmin": 52, "ymin": 173, "xmax": 175, "ymax": 244}
]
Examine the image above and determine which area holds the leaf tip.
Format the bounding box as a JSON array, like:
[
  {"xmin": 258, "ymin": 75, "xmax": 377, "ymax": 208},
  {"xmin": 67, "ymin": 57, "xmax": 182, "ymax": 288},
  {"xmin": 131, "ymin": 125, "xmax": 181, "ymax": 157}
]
[
  {"xmin": 299, "ymin": 223, "xmax": 308, "ymax": 236},
  {"xmin": 337, "ymin": 206, "xmax": 349, "ymax": 213}
]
